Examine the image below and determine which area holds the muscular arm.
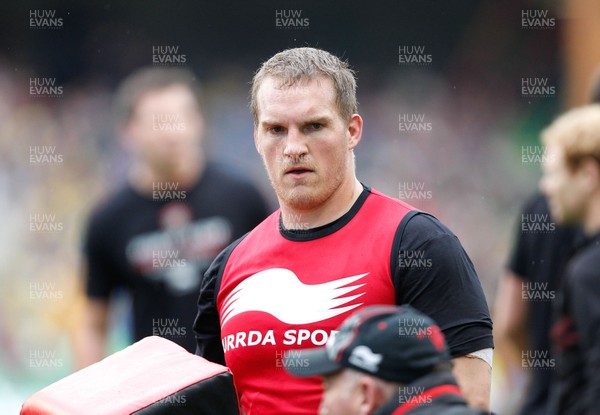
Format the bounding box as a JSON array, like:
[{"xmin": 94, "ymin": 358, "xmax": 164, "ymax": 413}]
[
  {"xmin": 452, "ymin": 355, "xmax": 492, "ymax": 410},
  {"xmin": 394, "ymin": 214, "xmax": 494, "ymax": 410}
]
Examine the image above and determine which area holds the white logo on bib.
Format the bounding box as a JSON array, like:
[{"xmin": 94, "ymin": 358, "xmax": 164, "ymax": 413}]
[{"xmin": 221, "ymin": 268, "xmax": 368, "ymax": 327}]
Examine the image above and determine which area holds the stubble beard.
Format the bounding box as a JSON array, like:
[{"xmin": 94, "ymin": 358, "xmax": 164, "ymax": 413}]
[{"xmin": 264, "ymin": 154, "xmax": 347, "ymax": 212}]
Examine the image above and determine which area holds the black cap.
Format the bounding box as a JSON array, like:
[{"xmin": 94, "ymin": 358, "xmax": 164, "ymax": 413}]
[{"xmin": 284, "ymin": 305, "xmax": 450, "ymax": 383}]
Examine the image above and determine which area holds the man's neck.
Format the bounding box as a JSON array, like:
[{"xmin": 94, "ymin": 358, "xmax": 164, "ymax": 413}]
[{"xmin": 280, "ymin": 178, "xmax": 363, "ymax": 229}]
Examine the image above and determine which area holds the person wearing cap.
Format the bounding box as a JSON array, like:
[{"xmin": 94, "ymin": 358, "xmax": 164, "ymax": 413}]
[{"xmin": 286, "ymin": 305, "xmax": 489, "ymax": 415}]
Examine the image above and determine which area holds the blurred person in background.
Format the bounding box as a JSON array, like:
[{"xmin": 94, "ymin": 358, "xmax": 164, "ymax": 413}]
[
  {"xmin": 194, "ymin": 47, "xmax": 493, "ymax": 414},
  {"xmin": 540, "ymin": 104, "xmax": 600, "ymax": 415},
  {"xmin": 285, "ymin": 304, "xmax": 489, "ymax": 415},
  {"xmin": 76, "ymin": 67, "xmax": 269, "ymax": 367},
  {"xmin": 494, "ymin": 194, "xmax": 579, "ymax": 414},
  {"xmin": 494, "ymin": 76, "xmax": 600, "ymax": 415}
]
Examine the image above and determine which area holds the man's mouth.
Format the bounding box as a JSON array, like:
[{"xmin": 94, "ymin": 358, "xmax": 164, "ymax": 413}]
[{"xmin": 285, "ymin": 166, "xmax": 313, "ymax": 176}]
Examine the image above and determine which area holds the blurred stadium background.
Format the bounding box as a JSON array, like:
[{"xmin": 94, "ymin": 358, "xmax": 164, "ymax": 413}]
[{"xmin": 1, "ymin": 0, "xmax": 599, "ymax": 413}]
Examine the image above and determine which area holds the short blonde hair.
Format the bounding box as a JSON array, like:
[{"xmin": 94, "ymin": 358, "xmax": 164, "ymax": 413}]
[
  {"xmin": 541, "ymin": 104, "xmax": 600, "ymax": 171},
  {"xmin": 251, "ymin": 47, "xmax": 357, "ymax": 125}
]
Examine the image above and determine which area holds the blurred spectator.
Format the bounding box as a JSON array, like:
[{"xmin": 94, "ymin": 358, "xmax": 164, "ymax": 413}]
[
  {"xmin": 494, "ymin": 72, "xmax": 600, "ymax": 415},
  {"xmin": 76, "ymin": 67, "xmax": 269, "ymax": 367},
  {"xmin": 540, "ymin": 105, "xmax": 600, "ymax": 415},
  {"xmin": 494, "ymin": 194, "xmax": 579, "ymax": 415}
]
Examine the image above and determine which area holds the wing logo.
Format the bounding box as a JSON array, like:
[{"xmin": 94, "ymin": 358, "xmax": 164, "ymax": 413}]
[{"xmin": 221, "ymin": 268, "xmax": 368, "ymax": 327}]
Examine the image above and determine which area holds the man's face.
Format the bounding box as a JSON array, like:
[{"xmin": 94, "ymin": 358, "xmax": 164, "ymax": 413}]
[
  {"xmin": 319, "ymin": 371, "xmax": 363, "ymax": 415},
  {"xmin": 253, "ymin": 76, "xmax": 361, "ymax": 211},
  {"xmin": 123, "ymin": 84, "xmax": 203, "ymax": 172},
  {"xmin": 540, "ymin": 144, "xmax": 588, "ymax": 223}
]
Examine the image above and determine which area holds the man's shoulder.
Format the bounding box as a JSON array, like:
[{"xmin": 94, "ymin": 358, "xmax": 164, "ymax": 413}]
[
  {"xmin": 364, "ymin": 187, "xmax": 453, "ymax": 246},
  {"xmin": 368, "ymin": 187, "xmax": 418, "ymax": 212}
]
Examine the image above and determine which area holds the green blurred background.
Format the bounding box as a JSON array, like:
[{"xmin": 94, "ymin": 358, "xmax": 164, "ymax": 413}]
[{"xmin": 1, "ymin": 1, "xmax": 599, "ymax": 413}]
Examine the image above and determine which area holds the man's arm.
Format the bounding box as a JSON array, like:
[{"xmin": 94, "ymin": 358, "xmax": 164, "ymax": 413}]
[
  {"xmin": 194, "ymin": 268, "xmax": 225, "ymax": 364},
  {"xmin": 75, "ymin": 212, "xmax": 118, "ymax": 369},
  {"xmin": 452, "ymin": 355, "xmax": 492, "ymax": 410},
  {"xmin": 194, "ymin": 239, "xmax": 244, "ymax": 365},
  {"xmin": 493, "ymin": 271, "xmax": 529, "ymax": 371},
  {"xmin": 75, "ymin": 297, "xmax": 109, "ymax": 369},
  {"xmin": 394, "ymin": 214, "xmax": 494, "ymax": 410}
]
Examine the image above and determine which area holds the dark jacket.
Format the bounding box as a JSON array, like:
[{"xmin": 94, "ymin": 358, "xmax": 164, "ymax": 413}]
[
  {"xmin": 550, "ymin": 232, "xmax": 600, "ymax": 415},
  {"xmin": 373, "ymin": 371, "xmax": 489, "ymax": 415}
]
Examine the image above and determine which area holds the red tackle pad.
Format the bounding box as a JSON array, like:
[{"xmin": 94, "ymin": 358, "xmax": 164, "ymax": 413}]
[{"xmin": 21, "ymin": 336, "xmax": 239, "ymax": 414}]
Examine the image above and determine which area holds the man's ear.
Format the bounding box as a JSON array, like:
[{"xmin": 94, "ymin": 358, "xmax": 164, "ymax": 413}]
[
  {"xmin": 254, "ymin": 128, "xmax": 262, "ymax": 154},
  {"xmin": 355, "ymin": 375, "xmax": 388, "ymax": 415},
  {"xmin": 579, "ymin": 156, "xmax": 600, "ymax": 192},
  {"xmin": 347, "ymin": 114, "xmax": 363, "ymax": 151}
]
